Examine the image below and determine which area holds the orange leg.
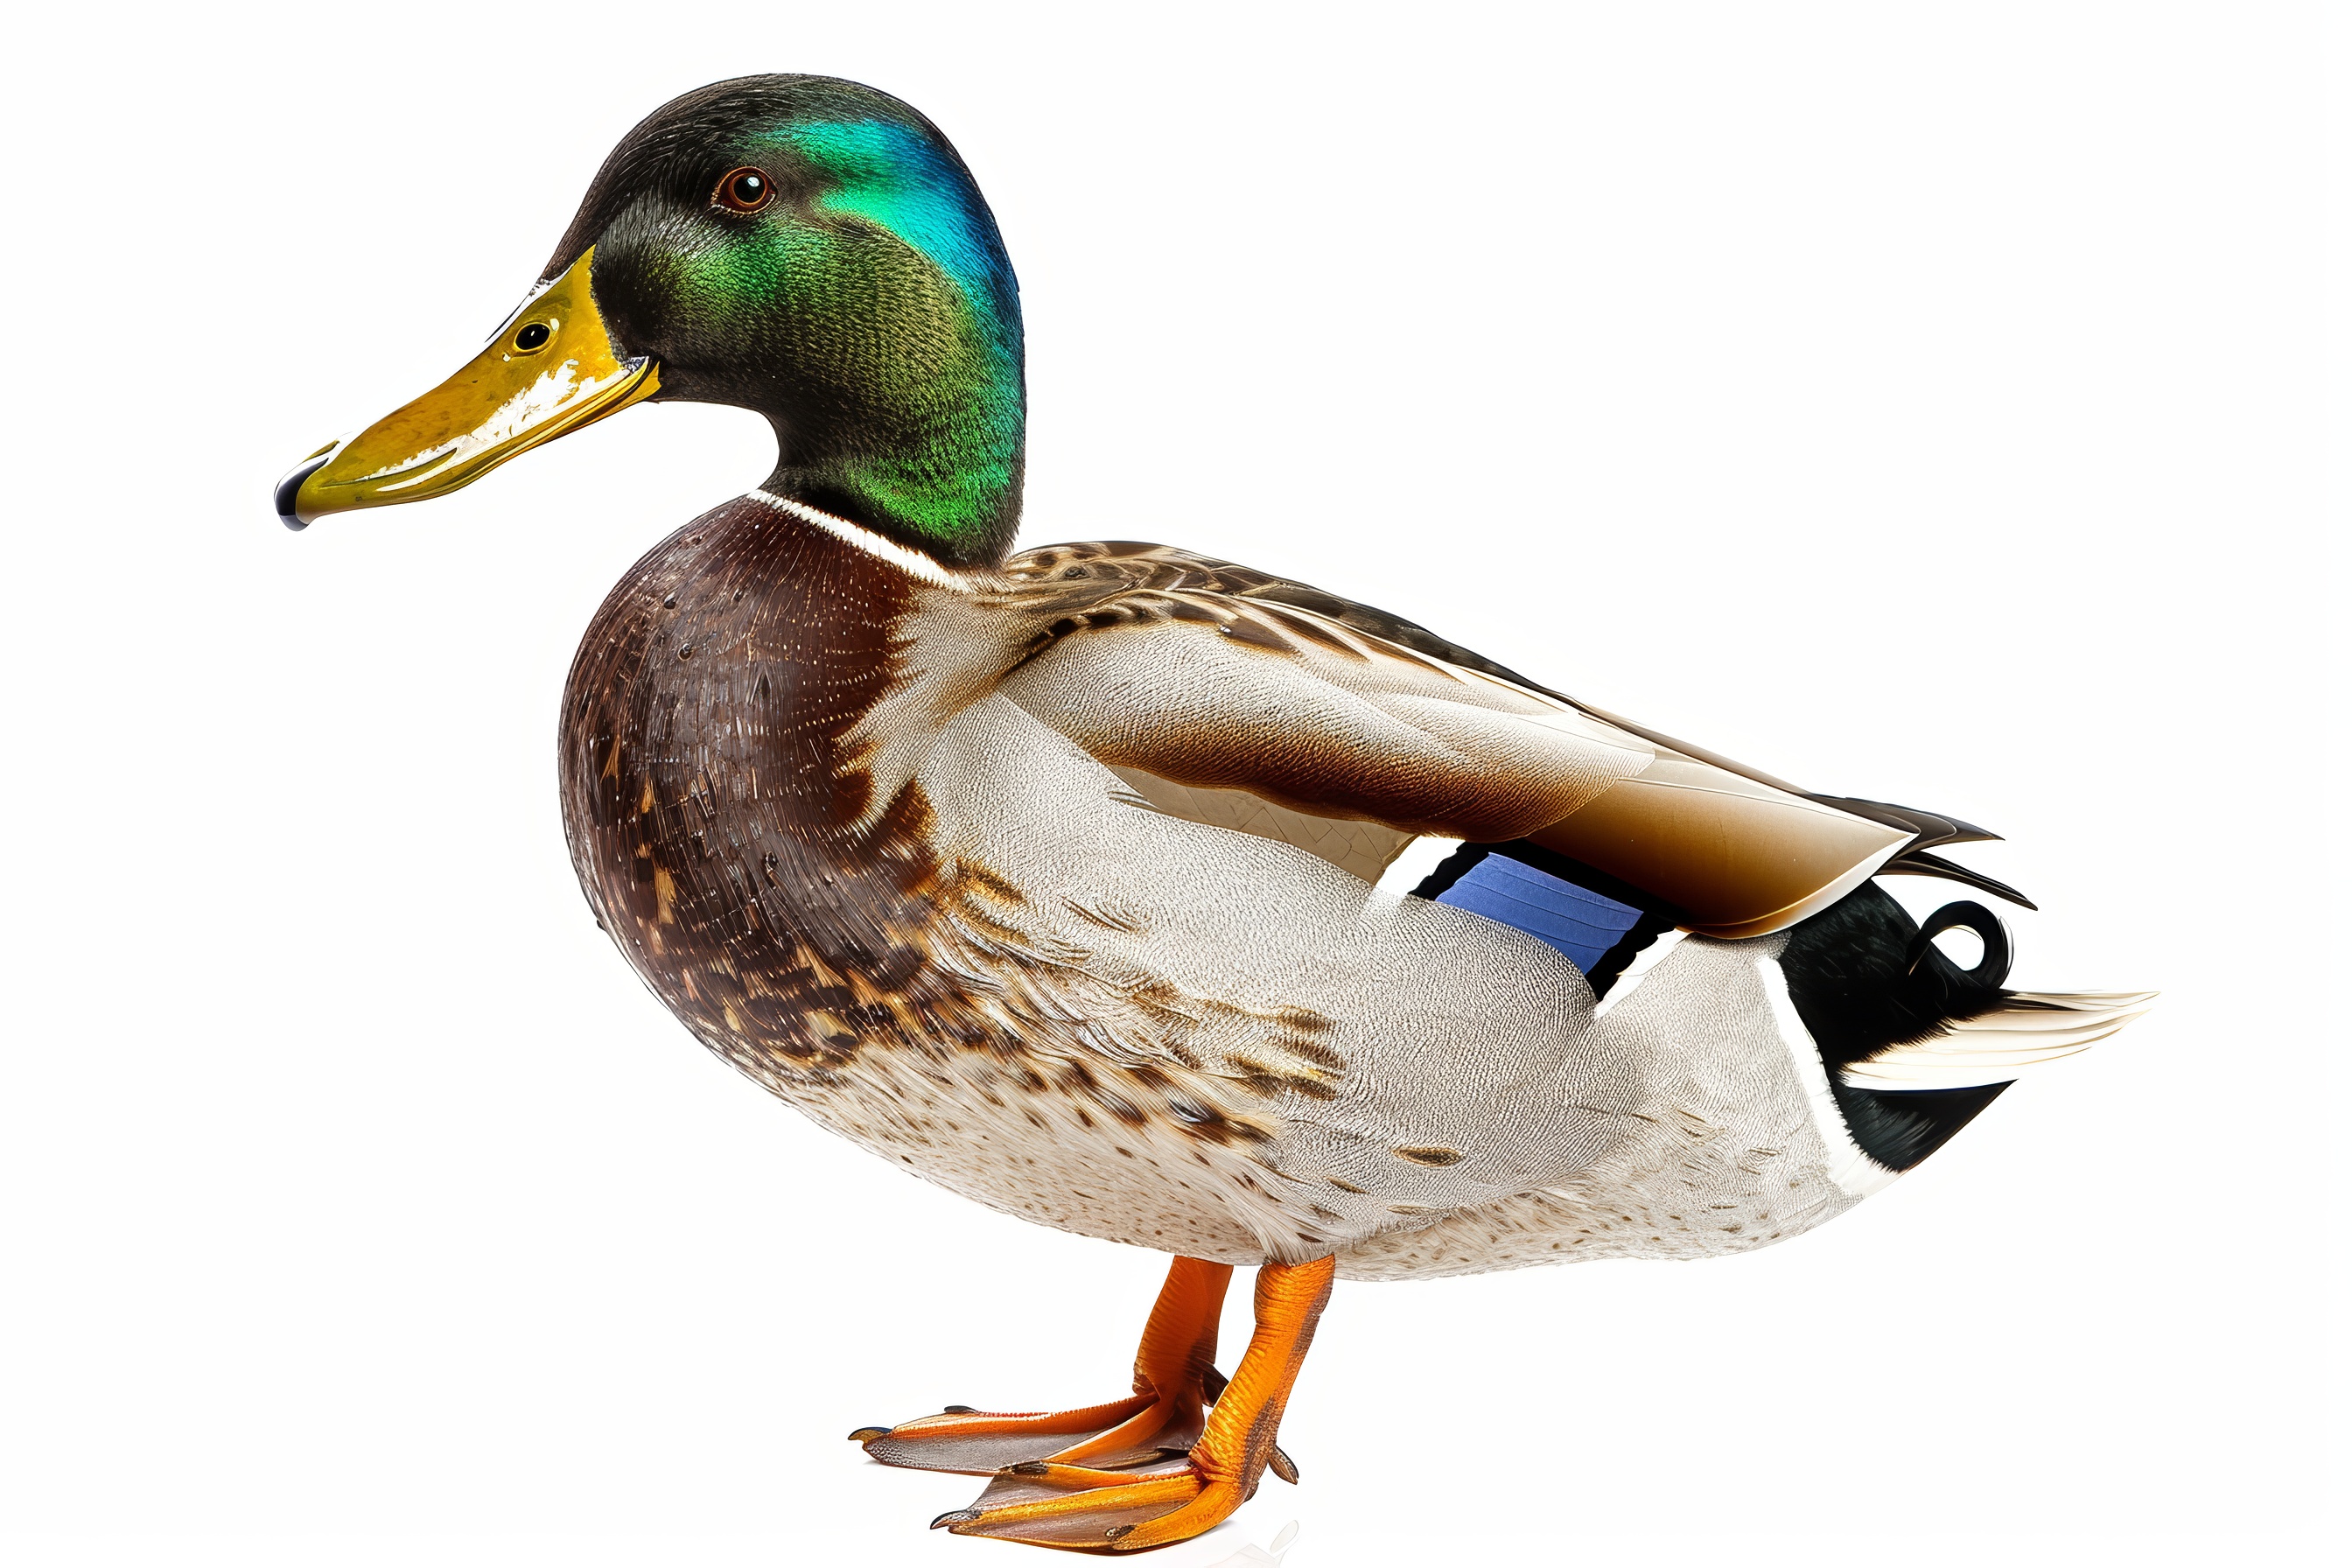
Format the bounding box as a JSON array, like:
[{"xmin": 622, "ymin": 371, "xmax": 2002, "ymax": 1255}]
[
  {"xmin": 933, "ymin": 1255, "xmax": 1336, "ymax": 1552},
  {"xmin": 853, "ymin": 1256, "xmax": 1235, "ymax": 1478}
]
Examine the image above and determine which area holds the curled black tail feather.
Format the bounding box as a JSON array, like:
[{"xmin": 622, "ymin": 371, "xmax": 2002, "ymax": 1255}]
[
  {"xmin": 1780, "ymin": 883, "xmax": 2020, "ymax": 1172},
  {"xmin": 1907, "ymin": 901, "xmax": 2009, "ymax": 982}
]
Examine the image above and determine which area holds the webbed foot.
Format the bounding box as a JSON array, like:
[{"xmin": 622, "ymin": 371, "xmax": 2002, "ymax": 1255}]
[{"xmin": 930, "ymin": 1256, "xmax": 1334, "ymax": 1552}]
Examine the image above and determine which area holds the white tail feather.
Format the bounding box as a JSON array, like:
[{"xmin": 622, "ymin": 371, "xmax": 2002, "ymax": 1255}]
[{"xmin": 1838, "ymin": 990, "xmax": 2157, "ymax": 1092}]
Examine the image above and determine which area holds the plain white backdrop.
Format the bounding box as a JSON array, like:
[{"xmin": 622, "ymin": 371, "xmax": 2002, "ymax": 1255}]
[{"xmin": 3, "ymin": 4, "xmax": 2342, "ymax": 1564}]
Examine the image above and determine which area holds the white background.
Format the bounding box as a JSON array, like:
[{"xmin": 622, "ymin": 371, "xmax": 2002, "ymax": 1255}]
[{"xmin": 3, "ymin": 4, "xmax": 2341, "ymax": 1564}]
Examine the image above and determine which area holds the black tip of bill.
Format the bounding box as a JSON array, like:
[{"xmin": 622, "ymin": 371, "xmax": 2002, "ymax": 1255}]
[{"xmin": 274, "ymin": 450, "xmax": 333, "ymax": 531}]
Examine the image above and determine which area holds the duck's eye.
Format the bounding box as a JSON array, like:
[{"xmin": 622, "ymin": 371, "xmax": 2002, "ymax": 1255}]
[
  {"xmin": 512, "ymin": 321, "xmax": 553, "ymax": 353},
  {"xmin": 715, "ymin": 166, "xmax": 774, "ymax": 214}
]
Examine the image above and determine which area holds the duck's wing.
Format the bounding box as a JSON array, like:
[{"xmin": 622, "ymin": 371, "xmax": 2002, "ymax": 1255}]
[{"xmin": 987, "ymin": 541, "xmax": 2021, "ymax": 939}]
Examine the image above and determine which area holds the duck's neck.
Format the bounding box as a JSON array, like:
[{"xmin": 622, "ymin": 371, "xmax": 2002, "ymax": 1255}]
[
  {"xmin": 753, "ymin": 274, "xmax": 1023, "ymax": 568},
  {"xmin": 761, "ymin": 379, "xmax": 1022, "ymax": 572}
]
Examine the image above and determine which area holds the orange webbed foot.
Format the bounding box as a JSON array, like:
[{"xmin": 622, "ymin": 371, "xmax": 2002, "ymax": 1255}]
[{"xmin": 929, "ymin": 1256, "xmax": 1334, "ymax": 1552}]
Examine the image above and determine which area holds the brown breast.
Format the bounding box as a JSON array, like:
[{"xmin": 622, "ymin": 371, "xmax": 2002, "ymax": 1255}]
[{"xmin": 559, "ymin": 496, "xmax": 968, "ymax": 1088}]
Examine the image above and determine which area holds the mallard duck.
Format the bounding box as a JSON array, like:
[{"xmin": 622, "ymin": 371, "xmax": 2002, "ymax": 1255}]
[{"xmin": 276, "ymin": 74, "xmax": 2151, "ymax": 1553}]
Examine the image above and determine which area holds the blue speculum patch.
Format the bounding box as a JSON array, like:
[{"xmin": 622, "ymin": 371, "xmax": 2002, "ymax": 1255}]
[{"xmin": 1435, "ymin": 854, "xmax": 1645, "ymax": 975}]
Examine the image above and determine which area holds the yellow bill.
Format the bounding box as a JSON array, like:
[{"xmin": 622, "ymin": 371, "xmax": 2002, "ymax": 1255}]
[{"xmin": 276, "ymin": 248, "xmax": 659, "ymax": 529}]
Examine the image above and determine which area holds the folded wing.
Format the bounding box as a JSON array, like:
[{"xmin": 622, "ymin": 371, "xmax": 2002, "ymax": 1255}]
[{"xmin": 988, "ymin": 542, "xmax": 2007, "ymax": 938}]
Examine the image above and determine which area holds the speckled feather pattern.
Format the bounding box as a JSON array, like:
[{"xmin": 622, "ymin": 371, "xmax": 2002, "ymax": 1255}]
[{"xmin": 560, "ymin": 499, "xmax": 1886, "ymax": 1273}]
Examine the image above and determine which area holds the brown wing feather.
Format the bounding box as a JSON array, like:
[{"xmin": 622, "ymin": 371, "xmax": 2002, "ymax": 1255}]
[{"xmin": 988, "ymin": 541, "xmax": 2001, "ymax": 936}]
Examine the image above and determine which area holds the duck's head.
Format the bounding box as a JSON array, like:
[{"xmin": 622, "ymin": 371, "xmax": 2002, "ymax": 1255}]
[{"xmin": 277, "ymin": 75, "xmax": 1025, "ymax": 569}]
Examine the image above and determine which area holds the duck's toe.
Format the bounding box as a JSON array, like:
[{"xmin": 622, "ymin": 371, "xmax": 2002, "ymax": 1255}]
[
  {"xmin": 856, "ymin": 1392, "xmax": 1172, "ymax": 1477},
  {"xmin": 858, "ymin": 1256, "xmax": 1241, "ymax": 1480},
  {"xmin": 935, "ymin": 1456, "xmax": 1222, "ymax": 1551}
]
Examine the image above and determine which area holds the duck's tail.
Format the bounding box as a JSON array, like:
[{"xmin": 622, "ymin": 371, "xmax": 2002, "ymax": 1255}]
[
  {"xmin": 1778, "ymin": 883, "xmax": 2154, "ymax": 1172},
  {"xmin": 1417, "ymin": 847, "xmax": 2154, "ymax": 1173}
]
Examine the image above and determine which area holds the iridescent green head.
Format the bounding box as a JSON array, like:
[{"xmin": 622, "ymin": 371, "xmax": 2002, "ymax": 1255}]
[
  {"xmin": 550, "ymin": 75, "xmax": 1026, "ymax": 565},
  {"xmin": 276, "ymin": 76, "xmax": 1026, "ymax": 566}
]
